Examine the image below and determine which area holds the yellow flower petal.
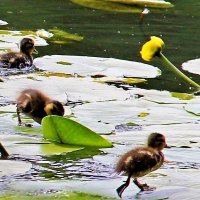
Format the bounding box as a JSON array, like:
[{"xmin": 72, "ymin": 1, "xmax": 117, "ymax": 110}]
[{"xmin": 140, "ymin": 36, "xmax": 165, "ymax": 61}]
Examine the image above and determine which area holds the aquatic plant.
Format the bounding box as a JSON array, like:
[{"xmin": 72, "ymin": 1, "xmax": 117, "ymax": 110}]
[{"xmin": 140, "ymin": 36, "xmax": 200, "ymax": 88}]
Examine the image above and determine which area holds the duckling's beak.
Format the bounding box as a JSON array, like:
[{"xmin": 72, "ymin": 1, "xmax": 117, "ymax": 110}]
[{"xmin": 33, "ymin": 47, "xmax": 38, "ymax": 54}]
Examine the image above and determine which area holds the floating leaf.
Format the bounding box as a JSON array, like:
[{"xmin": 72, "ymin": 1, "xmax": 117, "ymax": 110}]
[
  {"xmin": 34, "ymin": 55, "xmax": 160, "ymax": 78},
  {"xmin": 36, "ymin": 29, "xmax": 54, "ymax": 38},
  {"xmin": 42, "ymin": 115, "xmax": 113, "ymax": 148},
  {"xmin": 106, "ymin": 0, "xmax": 174, "ymax": 8},
  {"xmin": 184, "ymin": 103, "xmax": 200, "ymax": 116},
  {"xmin": 0, "ymin": 134, "xmax": 82, "ymax": 155},
  {"xmin": 0, "ymin": 20, "xmax": 8, "ymax": 25},
  {"xmin": 0, "ymin": 160, "xmax": 32, "ymax": 176},
  {"xmin": 182, "ymin": 58, "xmax": 200, "ymax": 75},
  {"xmin": 72, "ymin": 99, "xmax": 199, "ymax": 133},
  {"xmin": 71, "ymin": 0, "xmax": 142, "ymax": 13},
  {"xmin": 171, "ymin": 92, "xmax": 194, "ymax": 100},
  {"xmin": 47, "ymin": 29, "xmax": 84, "ymax": 44}
]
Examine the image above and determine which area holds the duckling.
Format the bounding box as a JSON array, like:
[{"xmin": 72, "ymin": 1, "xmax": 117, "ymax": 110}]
[
  {"xmin": 0, "ymin": 37, "xmax": 37, "ymax": 69},
  {"xmin": 115, "ymin": 132, "xmax": 167, "ymax": 198},
  {"xmin": 16, "ymin": 89, "xmax": 65, "ymax": 126}
]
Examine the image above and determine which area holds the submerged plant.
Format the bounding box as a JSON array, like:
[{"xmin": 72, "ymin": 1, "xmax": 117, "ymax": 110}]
[{"xmin": 140, "ymin": 36, "xmax": 200, "ymax": 89}]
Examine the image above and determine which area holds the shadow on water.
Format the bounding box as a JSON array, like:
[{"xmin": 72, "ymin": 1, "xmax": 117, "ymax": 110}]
[{"xmin": 5, "ymin": 147, "xmax": 113, "ymax": 182}]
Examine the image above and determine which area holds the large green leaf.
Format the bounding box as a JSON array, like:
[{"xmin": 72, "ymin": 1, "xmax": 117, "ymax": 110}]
[{"xmin": 42, "ymin": 115, "xmax": 113, "ymax": 148}]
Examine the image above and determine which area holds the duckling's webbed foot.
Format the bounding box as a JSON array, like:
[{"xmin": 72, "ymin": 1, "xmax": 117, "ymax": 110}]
[
  {"xmin": 133, "ymin": 179, "xmax": 155, "ymax": 191},
  {"xmin": 116, "ymin": 175, "xmax": 131, "ymax": 198}
]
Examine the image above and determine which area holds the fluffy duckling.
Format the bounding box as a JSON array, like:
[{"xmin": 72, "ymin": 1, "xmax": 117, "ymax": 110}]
[
  {"xmin": 115, "ymin": 132, "xmax": 167, "ymax": 198},
  {"xmin": 0, "ymin": 38, "xmax": 37, "ymax": 69},
  {"xmin": 16, "ymin": 89, "xmax": 65, "ymax": 126}
]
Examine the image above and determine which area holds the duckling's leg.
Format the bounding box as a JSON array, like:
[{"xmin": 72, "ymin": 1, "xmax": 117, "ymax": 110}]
[
  {"xmin": 133, "ymin": 178, "xmax": 153, "ymax": 191},
  {"xmin": 116, "ymin": 175, "xmax": 131, "ymax": 198},
  {"xmin": 16, "ymin": 105, "xmax": 32, "ymax": 127},
  {"xmin": 16, "ymin": 105, "xmax": 22, "ymax": 126}
]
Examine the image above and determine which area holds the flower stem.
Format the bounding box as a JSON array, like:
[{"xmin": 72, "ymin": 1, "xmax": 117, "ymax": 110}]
[{"xmin": 160, "ymin": 53, "xmax": 200, "ymax": 88}]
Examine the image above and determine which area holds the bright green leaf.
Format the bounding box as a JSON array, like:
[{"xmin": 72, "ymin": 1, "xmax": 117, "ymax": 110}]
[
  {"xmin": 42, "ymin": 115, "xmax": 113, "ymax": 148},
  {"xmin": 171, "ymin": 92, "xmax": 194, "ymax": 100}
]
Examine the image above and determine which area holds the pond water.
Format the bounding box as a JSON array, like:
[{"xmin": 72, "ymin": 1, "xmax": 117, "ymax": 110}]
[{"xmin": 1, "ymin": 0, "xmax": 200, "ymax": 199}]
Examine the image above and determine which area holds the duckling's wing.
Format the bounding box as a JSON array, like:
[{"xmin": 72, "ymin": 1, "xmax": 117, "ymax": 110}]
[{"xmin": 116, "ymin": 147, "xmax": 163, "ymax": 177}]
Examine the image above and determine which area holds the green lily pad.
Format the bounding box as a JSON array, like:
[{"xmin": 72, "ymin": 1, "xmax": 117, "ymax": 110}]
[
  {"xmin": 106, "ymin": 0, "xmax": 174, "ymax": 8},
  {"xmin": 47, "ymin": 28, "xmax": 84, "ymax": 44},
  {"xmin": 42, "ymin": 115, "xmax": 113, "ymax": 148},
  {"xmin": 0, "ymin": 160, "xmax": 32, "ymax": 177},
  {"xmin": 71, "ymin": 0, "xmax": 142, "ymax": 13}
]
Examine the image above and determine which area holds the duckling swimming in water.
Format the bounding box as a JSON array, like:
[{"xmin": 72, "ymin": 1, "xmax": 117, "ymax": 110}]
[
  {"xmin": 115, "ymin": 132, "xmax": 167, "ymax": 198},
  {"xmin": 16, "ymin": 89, "xmax": 65, "ymax": 126},
  {"xmin": 0, "ymin": 37, "xmax": 37, "ymax": 69}
]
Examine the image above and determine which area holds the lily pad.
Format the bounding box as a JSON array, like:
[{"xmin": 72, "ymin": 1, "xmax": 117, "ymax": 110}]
[
  {"xmin": 130, "ymin": 88, "xmax": 194, "ymax": 104},
  {"xmin": 0, "ymin": 30, "xmax": 48, "ymax": 48},
  {"xmin": 0, "ymin": 134, "xmax": 82, "ymax": 155},
  {"xmin": 0, "ymin": 73, "xmax": 129, "ymax": 104},
  {"xmin": 184, "ymin": 103, "xmax": 200, "ymax": 116},
  {"xmin": 0, "ymin": 20, "xmax": 8, "ymax": 25},
  {"xmin": 34, "ymin": 55, "xmax": 161, "ymax": 78},
  {"xmin": 106, "ymin": 0, "xmax": 174, "ymax": 8},
  {"xmin": 42, "ymin": 115, "xmax": 113, "ymax": 148},
  {"xmin": 0, "ymin": 160, "xmax": 32, "ymax": 176},
  {"xmin": 71, "ymin": 0, "xmax": 142, "ymax": 13},
  {"xmin": 182, "ymin": 58, "xmax": 200, "ymax": 75},
  {"xmin": 47, "ymin": 29, "xmax": 84, "ymax": 44},
  {"xmin": 72, "ymin": 99, "xmax": 199, "ymax": 133}
]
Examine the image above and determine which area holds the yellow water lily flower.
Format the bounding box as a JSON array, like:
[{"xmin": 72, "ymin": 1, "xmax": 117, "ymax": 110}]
[
  {"xmin": 140, "ymin": 36, "xmax": 164, "ymax": 61},
  {"xmin": 140, "ymin": 36, "xmax": 200, "ymax": 88}
]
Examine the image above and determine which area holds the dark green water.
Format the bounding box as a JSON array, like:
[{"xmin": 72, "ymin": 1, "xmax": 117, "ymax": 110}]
[{"xmin": 0, "ymin": 0, "xmax": 199, "ymax": 92}]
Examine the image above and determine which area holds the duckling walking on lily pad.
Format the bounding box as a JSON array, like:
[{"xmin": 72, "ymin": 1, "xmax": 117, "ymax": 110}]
[
  {"xmin": 0, "ymin": 38, "xmax": 37, "ymax": 69},
  {"xmin": 115, "ymin": 133, "xmax": 167, "ymax": 198},
  {"xmin": 16, "ymin": 89, "xmax": 65, "ymax": 126}
]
